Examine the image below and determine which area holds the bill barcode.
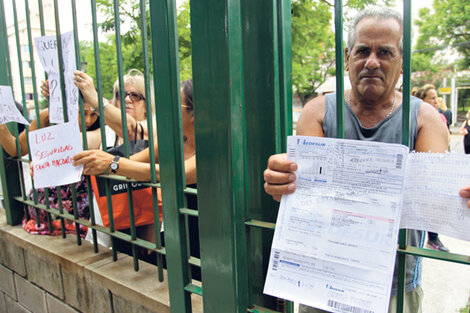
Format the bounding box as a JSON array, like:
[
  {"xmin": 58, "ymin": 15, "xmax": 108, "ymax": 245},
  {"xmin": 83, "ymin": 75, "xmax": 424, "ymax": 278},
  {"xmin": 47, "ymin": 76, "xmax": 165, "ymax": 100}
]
[
  {"xmin": 327, "ymin": 300, "xmax": 374, "ymax": 313},
  {"xmin": 272, "ymin": 251, "xmax": 280, "ymax": 271},
  {"xmin": 395, "ymin": 154, "xmax": 403, "ymax": 169}
]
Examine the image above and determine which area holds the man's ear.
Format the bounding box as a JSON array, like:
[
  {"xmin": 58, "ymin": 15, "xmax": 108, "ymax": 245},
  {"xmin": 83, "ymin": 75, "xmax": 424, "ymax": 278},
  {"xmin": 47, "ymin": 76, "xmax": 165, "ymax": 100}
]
[{"xmin": 345, "ymin": 47, "xmax": 350, "ymax": 72}]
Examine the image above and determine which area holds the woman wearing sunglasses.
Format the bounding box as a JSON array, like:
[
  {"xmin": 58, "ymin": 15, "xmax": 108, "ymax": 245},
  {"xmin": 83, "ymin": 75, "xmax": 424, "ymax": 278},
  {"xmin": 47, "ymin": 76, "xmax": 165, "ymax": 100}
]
[{"xmin": 74, "ymin": 68, "xmax": 156, "ymax": 146}]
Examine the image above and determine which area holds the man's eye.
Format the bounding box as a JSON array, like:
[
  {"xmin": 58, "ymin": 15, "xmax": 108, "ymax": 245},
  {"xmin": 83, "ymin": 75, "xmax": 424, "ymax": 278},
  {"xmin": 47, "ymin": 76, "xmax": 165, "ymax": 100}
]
[
  {"xmin": 357, "ymin": 48, "xmax": 368, "ymax": 55},
  {"xmin": 379, "ymin": 50, "xmax": 392, "ymax": 56}
]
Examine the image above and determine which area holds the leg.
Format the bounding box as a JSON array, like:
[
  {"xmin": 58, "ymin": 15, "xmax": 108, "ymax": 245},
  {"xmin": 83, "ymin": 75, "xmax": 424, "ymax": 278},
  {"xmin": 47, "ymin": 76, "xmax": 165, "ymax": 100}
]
[
  {"xmin": 388, "ymin": 286, "xmax": 423, "ymax": 313},
  {"xmin": 427, "ymin": 232, "xmax": 449, "ymax": 252}
]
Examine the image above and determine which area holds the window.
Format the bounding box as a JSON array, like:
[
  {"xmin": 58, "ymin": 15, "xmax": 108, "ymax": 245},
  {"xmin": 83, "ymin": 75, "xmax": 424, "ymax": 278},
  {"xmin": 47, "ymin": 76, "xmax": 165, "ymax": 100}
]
[
  {"xmin": 23, "ymin": 77, "xmax": 33, "ymax": 85},
  {"xmin": 26, "ymin": 93, "xmax": 33, "ymax": 100},
  {"xmin": 22, "ymin": 45, "xmax": 29, "ymax": 53},
  {"xmin": 22, "ymin": 61, "xmax": 30, "ymax": 69}
]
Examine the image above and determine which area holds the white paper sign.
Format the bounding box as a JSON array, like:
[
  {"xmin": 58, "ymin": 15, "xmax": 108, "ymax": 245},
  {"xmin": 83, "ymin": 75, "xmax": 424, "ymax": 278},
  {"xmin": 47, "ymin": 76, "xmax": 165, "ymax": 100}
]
[
  {"xmin": 60, "ymin": 32, "xmax": 79, "ymax": 124},
  {"xmin": 29, "ymin": 122, "xmax": 83, "ymax": 189},
  {"xmin": 34, "ymin": 32, "xmax": 78, "ymax": 124},
  {"xmin": 0, "ymin": 86, "xmax": 30, "ymax": 125}
]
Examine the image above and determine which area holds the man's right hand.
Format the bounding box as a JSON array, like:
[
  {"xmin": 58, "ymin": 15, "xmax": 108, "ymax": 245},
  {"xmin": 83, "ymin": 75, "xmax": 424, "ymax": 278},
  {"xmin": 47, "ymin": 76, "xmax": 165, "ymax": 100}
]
[{"xmin": 263, "ymin": 153, "xmax": 298, "ymax": 202}]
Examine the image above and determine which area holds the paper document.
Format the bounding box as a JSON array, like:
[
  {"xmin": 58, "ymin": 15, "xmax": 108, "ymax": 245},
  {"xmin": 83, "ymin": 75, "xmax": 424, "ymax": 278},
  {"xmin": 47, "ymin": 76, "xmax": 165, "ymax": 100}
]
[
  {"xmin": 401, "ymin": 153, "xmax": 470, "ymax": 241},
  {"xmin": 264, "ymin": 136, "xmax": 408, "ymax": 313},
  {"xmin": 34, "ymin": 32, "xmax": 78, "ymax": 124},
  {"xmin": 29, "ymin": 122, "xmax": 83, "ymax": 189},
  {"xmin": 0, "ymin": 86, "xmax": 30, "ymax": 125}
]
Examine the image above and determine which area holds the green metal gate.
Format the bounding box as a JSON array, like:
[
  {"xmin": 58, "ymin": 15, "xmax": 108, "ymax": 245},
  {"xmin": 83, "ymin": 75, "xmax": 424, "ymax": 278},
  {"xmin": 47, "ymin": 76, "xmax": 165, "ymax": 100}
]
[{"xmin": 0, "ymin": 1, "xmax": 468, "ymax": 313}]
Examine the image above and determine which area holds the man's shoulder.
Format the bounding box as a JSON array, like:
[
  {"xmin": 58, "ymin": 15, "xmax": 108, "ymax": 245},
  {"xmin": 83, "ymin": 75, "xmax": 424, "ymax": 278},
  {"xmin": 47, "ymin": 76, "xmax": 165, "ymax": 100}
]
[{"xmin": 304, "ymin": 94, "xmax": 327, "ymax": 110}]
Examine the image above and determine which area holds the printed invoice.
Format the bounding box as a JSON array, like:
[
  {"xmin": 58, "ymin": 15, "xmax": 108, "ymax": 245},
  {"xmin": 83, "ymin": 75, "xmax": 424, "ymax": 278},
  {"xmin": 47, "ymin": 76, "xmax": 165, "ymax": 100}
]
[{"xmin": 264, "ymin": 136, "xmax": 409, "ymax": 313}]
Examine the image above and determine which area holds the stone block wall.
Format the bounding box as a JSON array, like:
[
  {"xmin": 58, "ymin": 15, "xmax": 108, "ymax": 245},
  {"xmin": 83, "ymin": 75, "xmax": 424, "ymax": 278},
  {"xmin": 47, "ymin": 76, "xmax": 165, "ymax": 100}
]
[{"xmin": 0, "ymin": 209, "xmax": 203, "ymax": 313}]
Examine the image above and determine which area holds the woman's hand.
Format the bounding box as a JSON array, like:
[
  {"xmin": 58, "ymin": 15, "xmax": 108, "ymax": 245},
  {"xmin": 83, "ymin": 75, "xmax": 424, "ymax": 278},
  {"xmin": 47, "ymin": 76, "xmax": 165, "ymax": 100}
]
[
  {"xmin": 72, "ymin": 150, "xmax": 114, "ymax": 175},
  {"xmin": 40, "ymin": 80, "xmax": 49, "ymax": 98},
  {"xmin": 73, "ymin": 70, "xmax": 99, "ymax": 109}
]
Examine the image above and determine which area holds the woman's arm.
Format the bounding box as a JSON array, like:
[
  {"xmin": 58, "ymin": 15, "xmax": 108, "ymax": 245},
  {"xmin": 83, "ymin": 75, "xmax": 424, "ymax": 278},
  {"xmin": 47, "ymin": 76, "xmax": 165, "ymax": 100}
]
[
  {"xmin": 0, "ymin": 124, "xmax": 20, "ymax": 157},
  {"xmin": 73, "ymin": 70, "xmax": 150, "ymax": 141},
  {"xmin": 73, "ymin": 148, "xmax": 196, "ymax": 185},
  {"xmin": 460, "ymin": 121, "xmax": 468, "ymax": 135},
  {"xmin": 0, "ymin": 109, "xmax": 50, "ymax": 157}
]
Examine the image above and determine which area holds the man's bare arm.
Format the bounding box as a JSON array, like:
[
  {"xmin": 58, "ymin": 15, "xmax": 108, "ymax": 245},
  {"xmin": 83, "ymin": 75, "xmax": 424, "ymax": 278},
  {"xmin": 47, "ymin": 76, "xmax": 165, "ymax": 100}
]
[{"xmin": 415, "ymin": 102, "xmax": 449, "ymax": 153}]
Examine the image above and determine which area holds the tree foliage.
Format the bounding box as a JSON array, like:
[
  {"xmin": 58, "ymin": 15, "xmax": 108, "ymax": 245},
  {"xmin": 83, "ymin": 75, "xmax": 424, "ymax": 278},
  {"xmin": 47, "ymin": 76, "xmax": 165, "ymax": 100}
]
[
  {"xmin": 414, "ymin": 0, "xmax": 470, "ymax": 70},
  {"xmin": 80, "ymin": 0, "xmax": 192, "ymax": 99},
  {"xmin": 291, "ymin": 0, "xmax": 393, "ymax": 104},
  {"xmin": 291, "ymin": 0, "xmax": 335, "ymax": 104}
]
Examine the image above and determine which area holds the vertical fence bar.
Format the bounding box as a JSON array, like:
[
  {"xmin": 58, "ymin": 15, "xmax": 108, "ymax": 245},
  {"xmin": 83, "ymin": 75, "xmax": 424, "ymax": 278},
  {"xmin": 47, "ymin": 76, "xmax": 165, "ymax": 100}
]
[
  {"xmin": 397, "ymin": 1, "xmax": 412, "ymax": 312},
  {"xmin": 25, "ymin": 0, "xmax": 56, "ymax": 233},
  {"xmin": 90, "ymin": 0, "xmax": 117, "ymax": 259},
  {"xmin": 277, "ymin": 0, "xmax": 293, "ymax": 146},
  {"xmin": 241, "ymin": 0, "xmax": 288, "ymax": 309},
  {"xmin": 12, "ymin": 0, "xmax": 43, "ymax": 227},
  {"xmin": 112, "ymin": 0, "xmax": 139, "ymax": 270},
  {"xmin": 149, "ymin": 0, "xmax": 192, "ymax": 311},
  {"xmin": 0, "ymin": 0, "xmax": 23, "ymax": 225},
  {"xmin": 334, "ymin": 0, "xmax": 344, "ymax": 139},
  {"xmin": 191, "ymin": 0, "xmax": 249, "ymax": 311},
  {"xmin": 276, "ymin": 1, "xmax": 293, "ymax": 308},
  {"xmin": 53, "ymin": 0, "xmax": 81, "ymax": 243},
  {"xmin": 138, "ymin": 0, "xmax": 164, "ymax": 281}
]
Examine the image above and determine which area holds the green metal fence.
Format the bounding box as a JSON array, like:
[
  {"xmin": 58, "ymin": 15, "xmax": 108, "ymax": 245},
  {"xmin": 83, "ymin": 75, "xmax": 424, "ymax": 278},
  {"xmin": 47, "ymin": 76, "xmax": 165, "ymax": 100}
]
[{"xmin": 0, "ymin": 1, "xmax": 469, "ymax": 313}]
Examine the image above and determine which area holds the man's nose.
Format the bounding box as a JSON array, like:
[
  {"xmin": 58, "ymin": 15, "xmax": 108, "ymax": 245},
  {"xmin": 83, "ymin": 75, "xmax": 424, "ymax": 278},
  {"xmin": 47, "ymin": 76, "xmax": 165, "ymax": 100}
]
[{"xmin": 365, "ymin": 53, "xmax": 380, "ymax": 70}]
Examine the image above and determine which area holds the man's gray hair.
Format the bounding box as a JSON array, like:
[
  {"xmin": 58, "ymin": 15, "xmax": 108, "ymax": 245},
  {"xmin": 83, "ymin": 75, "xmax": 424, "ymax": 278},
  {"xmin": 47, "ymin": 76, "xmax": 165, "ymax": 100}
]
[{"xmin": 347, "ymin": 6, "xmax": 403, "ymax": 53}]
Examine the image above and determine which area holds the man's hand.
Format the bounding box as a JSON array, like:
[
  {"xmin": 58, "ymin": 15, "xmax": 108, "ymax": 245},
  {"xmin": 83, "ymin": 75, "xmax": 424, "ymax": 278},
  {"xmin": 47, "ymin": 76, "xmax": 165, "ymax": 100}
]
[
  {"xmin": 264, "ymin": 153, "xmax": 298, "ymax": 202},
  {"xmin": 459, "ymin": 185, "xmax": 470, "ymax": 209},
  {"xmin": 73, "ymin": 150, "xmax": 114, "ymax": 175}
]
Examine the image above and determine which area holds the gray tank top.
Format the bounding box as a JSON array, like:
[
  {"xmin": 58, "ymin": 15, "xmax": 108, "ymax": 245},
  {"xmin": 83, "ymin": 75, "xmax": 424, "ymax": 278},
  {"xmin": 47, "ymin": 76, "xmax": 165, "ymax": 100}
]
[{"xmin": 323, "ymin": 93, "xmax": 424, "ymax": 295}]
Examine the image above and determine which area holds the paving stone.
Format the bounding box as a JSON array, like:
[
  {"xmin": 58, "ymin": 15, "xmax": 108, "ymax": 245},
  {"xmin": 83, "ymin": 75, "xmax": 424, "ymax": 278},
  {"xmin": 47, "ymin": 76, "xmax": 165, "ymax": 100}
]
[
  {"xmin": 0, "ymin": 235, "xmax": 26, "ymax": 276},
  {"xmin": 23, "ymin": 249, "xmax": 63, "ymax": 299},
  {"xmin": 62, "ymin": 264, "xmax": 90, "ymax": 312},
  {"xmin": 46, "ymin": 293, "xmax": 79, "ymax": 313},
  {"xmin": 0, "ymin": 293, "xmax": 7, "ymax": 313},
  {"xmin": 5, "ymin": 294, "xmax": 32, "ymax": 313},
  {"xmin": 113, "ymin": 293, "xmax": 158, "ymax": 313},
  {"xmin": 14, "ymin": 274, "xmax": 47, "ymax": 313},
  {"xmin": 84, "ymin": 271, "xmax": 113, "ymax": 313},
  {"xmin": 0, "ymin": 263, "xmax": 16, "ymax": 299}
]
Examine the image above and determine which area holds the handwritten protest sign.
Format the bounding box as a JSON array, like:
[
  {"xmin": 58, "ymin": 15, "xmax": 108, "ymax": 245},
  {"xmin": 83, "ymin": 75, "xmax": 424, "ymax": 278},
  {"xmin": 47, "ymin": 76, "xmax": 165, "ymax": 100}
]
[
  {"xmin": 34, "ymin": 31, "xmax": 78, "ymax": 124},
  {"xmin": 29, "ymin": 122, "xmax": 83, "ymax": 189},
  {"xmin": 0, "ymin": 86, "xmax": 30, "ymax": 125}
]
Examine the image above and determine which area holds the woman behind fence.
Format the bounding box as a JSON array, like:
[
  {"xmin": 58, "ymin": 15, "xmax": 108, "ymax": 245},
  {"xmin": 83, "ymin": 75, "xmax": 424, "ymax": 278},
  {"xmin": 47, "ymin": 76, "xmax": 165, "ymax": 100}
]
[
  {"xmin": 0, "ymin": 87, "xmax": 101, "ymax": 236},
  {"xmin": 73, "ymin": 79, "xmax": 199, "ymax": 276},
  {"xmin": 74, "ymin": 68, "xmax": 157, "ymax": 145}
]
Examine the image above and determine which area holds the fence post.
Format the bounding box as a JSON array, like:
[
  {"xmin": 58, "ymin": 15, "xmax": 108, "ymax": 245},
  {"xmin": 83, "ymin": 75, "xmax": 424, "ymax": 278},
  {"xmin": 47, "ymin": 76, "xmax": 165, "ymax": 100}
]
[
  {"xmin": 191, "ymin": 0, "xmax": 249, "ymax": 311},
  {"xmin": 0, "ymin": 0, "xmax": 23, "ymax": 226},
  {"xmin": 241, "ymin": 0, "xmax": 292, "ymax": 309}
]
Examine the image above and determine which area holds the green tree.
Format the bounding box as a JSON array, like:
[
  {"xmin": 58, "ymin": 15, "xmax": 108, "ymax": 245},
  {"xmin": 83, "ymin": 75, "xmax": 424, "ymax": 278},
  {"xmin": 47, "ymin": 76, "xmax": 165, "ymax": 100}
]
[
  {"xmin": 292, "ymin": 0, "xmax": 335, "ymax": 104},
  {"xmin": 291, "ymin": 0, "xmax": 393, "ymax": 104},
  {"xmin": 414, "ymin": 0, "xmax": 470, "ymax": 70},
  {"xmin": 93, "ymin": 0, "xmax": 192, "ymax": 82}
]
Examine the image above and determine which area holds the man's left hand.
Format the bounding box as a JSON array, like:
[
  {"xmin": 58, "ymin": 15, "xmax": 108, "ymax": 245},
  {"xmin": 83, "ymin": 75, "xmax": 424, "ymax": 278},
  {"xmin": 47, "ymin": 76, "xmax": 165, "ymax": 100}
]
[{"xmin": 459, "ymin": 185, "xmax": 470, "ymax": 208}]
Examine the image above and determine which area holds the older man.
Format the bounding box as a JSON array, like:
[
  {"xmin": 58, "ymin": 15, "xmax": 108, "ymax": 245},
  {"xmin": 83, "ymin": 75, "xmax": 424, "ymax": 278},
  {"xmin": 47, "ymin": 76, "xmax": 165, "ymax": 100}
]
[{"xmin": 264, "ymin": 7, "xmax": 448, "ymax": 313}]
